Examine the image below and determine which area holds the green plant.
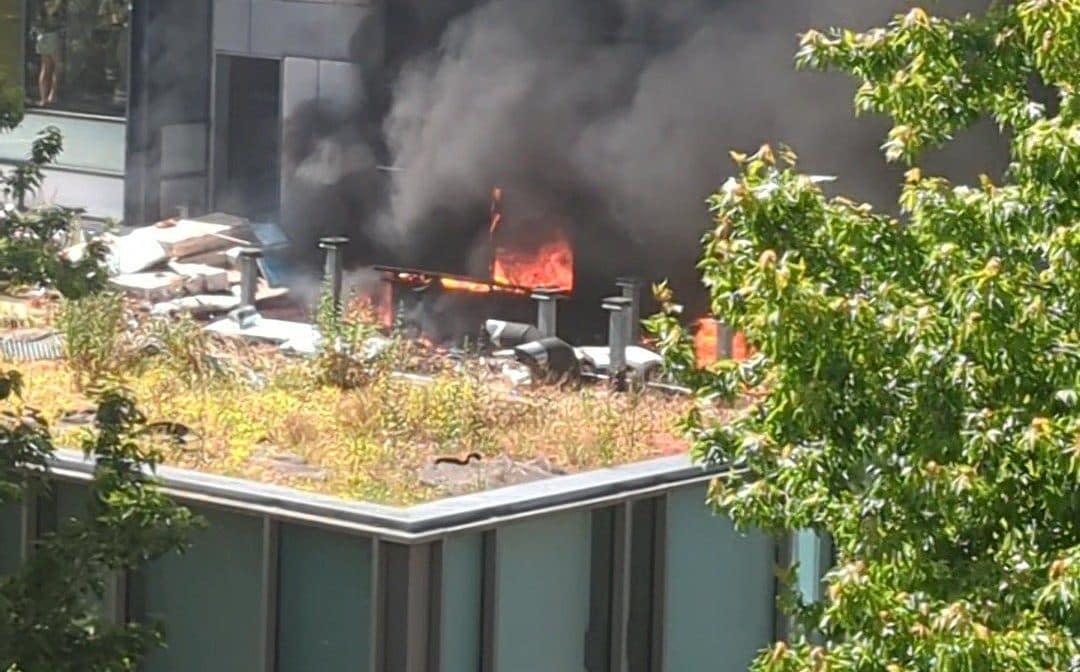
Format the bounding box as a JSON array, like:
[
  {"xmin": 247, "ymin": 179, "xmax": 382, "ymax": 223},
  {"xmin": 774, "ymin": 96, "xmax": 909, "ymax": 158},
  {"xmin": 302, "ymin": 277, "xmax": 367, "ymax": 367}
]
[
  {"xmin": 0, "ymin": 122, "xmax": 109, "ymax": 298},
  {"xmin": 649, "ymin": 4, "xmax": 1080, "ymax": 671},
  {"xmin": 312, "ymin": 284, "xmax": 382, "ymax": 389},
  {"xmin": 0, "ymin": 377, "xmax": 197, "ymax": 671},
  {"xmin": 144, "ymin": 314, "xmax": 228, "ymax": 384},
  {"xmin": 57, "ymin": 292, "xmax": 127, "ymax": 389}
]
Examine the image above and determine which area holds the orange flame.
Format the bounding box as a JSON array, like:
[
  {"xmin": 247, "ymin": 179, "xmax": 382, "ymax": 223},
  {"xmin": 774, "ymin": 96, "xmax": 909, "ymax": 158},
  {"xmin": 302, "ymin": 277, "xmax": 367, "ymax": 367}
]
[
  {"xmin": 694, "ymin": 318, "xmax": 753, "ymax": 366},
  {"xmin": 441, "ymin": 277, "xmax": 493, "ymax": 294},
  {"xmin": 489, "ymin": 187, "xmax": 574, "ymax": 292},
  {"xmin": 695, "ymin": 318, "xmax": 720, "ymax": 367},
  {"xmin": 379, "ymin": 281, "xmax": 393, "ymax": 328},
  {"xmin": 492, "ymin": 235, "xmax": 574, "ymax": 291}
]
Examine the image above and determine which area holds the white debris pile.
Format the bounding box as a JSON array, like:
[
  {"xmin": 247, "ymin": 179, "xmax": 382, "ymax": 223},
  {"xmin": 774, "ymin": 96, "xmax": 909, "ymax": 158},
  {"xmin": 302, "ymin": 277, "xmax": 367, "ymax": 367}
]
[{"xmin": 63, "ymin": 212, "xmax": 288, "ymax": 317}]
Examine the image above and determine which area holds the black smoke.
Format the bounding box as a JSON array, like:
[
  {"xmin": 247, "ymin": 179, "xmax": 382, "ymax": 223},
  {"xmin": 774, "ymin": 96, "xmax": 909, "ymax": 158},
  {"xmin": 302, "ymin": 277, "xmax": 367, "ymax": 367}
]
[{"xmin": 285, "ymin": 0, "xmax": 1004, "ymax": 339}]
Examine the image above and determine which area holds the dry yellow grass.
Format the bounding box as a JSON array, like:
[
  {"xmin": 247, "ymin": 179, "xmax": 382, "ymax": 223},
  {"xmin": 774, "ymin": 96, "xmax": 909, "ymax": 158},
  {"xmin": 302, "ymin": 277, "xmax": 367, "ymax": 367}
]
[{"xmin": 12, "ymin": 348, "xmax": 695, "ymax": 505}]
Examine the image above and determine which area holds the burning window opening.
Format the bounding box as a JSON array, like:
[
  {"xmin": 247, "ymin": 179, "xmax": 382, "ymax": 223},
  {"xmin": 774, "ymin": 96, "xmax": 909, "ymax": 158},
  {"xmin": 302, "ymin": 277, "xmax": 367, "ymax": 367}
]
[{"xmin": 488, "ymin": 187, "xmax": 575, "ymax": 293}]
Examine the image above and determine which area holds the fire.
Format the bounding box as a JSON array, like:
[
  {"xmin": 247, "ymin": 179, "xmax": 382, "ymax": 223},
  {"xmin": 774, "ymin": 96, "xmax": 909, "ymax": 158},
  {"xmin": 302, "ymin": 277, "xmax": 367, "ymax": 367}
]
[
  {"xmin": 441, "ymin": 277, "xmax": 493, "ymax": 293},
  {"xmin": 695, "ymin": 318, "xmax": 720, "ymax": 366},
  {"xmin": 344, "ymin": 289, "xmax": 390, "ymax": 329},
  {"xmin": 492, "ymin": 235, "xmax": 574, "ymax": 291},
  {"xmin": 694, "ymin": 317, "xmax": 752, "ymax": 366},
  {"xmin": 378, "ymin": 281, "xmax": 393, "ymax": 328},
  {"xmin": 489, "ymin": 187, "xmax": 575, "ymax": 292}
]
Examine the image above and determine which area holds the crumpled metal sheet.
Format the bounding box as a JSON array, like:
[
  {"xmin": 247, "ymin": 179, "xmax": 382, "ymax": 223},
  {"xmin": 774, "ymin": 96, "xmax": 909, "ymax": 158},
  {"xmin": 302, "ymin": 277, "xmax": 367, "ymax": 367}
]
[{"xmin": 0, "ymin": 332, "xmax": 64, "ymax": 361}]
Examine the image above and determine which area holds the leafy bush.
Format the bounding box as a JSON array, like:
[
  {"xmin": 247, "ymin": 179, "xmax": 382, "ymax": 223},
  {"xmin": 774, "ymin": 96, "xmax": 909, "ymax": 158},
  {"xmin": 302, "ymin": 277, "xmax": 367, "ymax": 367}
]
[
  {"xmin": 57, "ymin": 292, "xmax": 127, "ymax": 389},
  {"xmin": 651, "ymin": 4, "xmax": 1080, "ymax": 671},
  {"xmin": 0, "ymin": 126, "xmax": 109, "ymax": 298},
  {"xmin": 0, "ymin": 376, "xmax": 197, "ymax": 671},
  {"xmin": 144, "ymin": 314, "xmax": 228, "ymax": 384},
  {"xmin": 312, "ymin": 284, "xmax": 383, "ymax": 389}
]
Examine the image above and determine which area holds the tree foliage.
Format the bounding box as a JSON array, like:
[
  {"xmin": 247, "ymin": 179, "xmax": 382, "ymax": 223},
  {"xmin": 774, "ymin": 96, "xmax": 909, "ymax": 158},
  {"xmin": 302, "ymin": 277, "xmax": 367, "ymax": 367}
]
[
  {"xmin": 650, "ymin": 3, "xmax": 1080, "ymax": 670},
  {"xmin": 0, "ymin": 80, "xmax": 108, "ymax": 299},
  {"xmin": 0, "ymin": 375, "xmax": 197, "ymax": 671},
  {"xmin": 0, "ymin": 46, "xmax": 193, "ymax": 672}
]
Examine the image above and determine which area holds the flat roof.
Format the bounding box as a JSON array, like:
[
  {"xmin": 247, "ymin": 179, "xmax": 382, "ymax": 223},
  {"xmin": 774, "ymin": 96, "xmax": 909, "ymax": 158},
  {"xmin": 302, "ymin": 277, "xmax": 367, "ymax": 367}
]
[{"xmin": 48, "ymin": 449, "xmax": 732, "ymax": 543}]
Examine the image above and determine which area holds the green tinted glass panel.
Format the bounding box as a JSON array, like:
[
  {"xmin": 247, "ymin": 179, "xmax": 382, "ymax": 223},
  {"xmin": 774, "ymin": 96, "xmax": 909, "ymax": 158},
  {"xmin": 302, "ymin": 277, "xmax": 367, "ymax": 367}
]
[
  {"xmin": 0, "ymin": 502, "xmax": 22, "ymax": 574},
  {"xmin": 142, "ymin": 507, "xmax": 263, "ymax": 672},
  {"xmin": 794, "ymin": 529, "xmax": 828, "ymax": 604},
  {"xmin": 495, "ymin": 511, "xmax": 591, "ymax": 672},
  {"xmin": 440, "ymin": 534, "xmax": 482, "ymax": 671},
  {"xmin": 277, "ymin": 524, "xmax": 372, "ymax": 672},
  {"xmin": 663, "ymin": 487, "xmax": 775, "ymax": 672},
  {"xmin": 0, "ymin": 0, "xmax": 19, "ymax": 84},
  {"xmin": 0, "ymin": 113, "xmax": 126, "ymax": 172},
  {"xmin": 52, "ymin": 481, "xmax": 119, "ymax": 618},
  {"xmin": 55, "ymin": 481, "xmax": 88, "ymax": 527}
]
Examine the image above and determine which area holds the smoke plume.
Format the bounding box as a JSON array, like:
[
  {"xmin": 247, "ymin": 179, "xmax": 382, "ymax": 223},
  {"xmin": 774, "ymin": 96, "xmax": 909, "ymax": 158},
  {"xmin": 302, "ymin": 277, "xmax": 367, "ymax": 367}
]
[
  {"xmin": 283, "ymin": 0, "xmax": 1001, "ymax": 333},
  {"xmin": 370, "ymin": 0, "xmax": 1001, "ymax": 302}
]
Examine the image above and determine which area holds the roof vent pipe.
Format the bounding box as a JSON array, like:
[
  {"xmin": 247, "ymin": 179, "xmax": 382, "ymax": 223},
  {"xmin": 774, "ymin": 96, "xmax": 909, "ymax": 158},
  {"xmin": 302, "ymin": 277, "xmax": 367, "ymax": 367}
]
[
  {"xmin": 615, "ymin": 277, "xmax": 642, "ymax": 343},
  {"xmin": 319, "ymin": 236, "xmax": 349, "ymax": 316},
  {"xmin": 237, "ymin": 247, "xmax": 263, "ymax": 309},
  {"xmin": 531, "ymin": 288, "xmax": 564, "ymax": 339},
  {"xmin": 603, "ymin": 296, "xmax": 633, "ymax": 391}
]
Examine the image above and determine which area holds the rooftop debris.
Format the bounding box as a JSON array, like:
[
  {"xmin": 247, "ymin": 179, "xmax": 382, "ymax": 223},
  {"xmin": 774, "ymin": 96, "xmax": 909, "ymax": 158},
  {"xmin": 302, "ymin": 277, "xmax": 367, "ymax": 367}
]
[
  {"xmin": 31, "ymin": 213, "xmax": 751, "ymax": 503},
  {"xmin": 65, "ymin": 212, "xmax": 291, "ymax": 321}
]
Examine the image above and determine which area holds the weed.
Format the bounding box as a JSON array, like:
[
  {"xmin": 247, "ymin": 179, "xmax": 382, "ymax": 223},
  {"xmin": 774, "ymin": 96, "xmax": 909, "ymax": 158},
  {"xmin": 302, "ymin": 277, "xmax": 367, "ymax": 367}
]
[
  {"xmin": 312, "ymin": 284, "xmax": 383, "ymax": 389},
  {"xmin": 143, "ymin": 314, "xmax": 228, "ymax": 384},
  {"xmin": 56, "ymin": 292, "xmax": 127, "ymax": 389}
]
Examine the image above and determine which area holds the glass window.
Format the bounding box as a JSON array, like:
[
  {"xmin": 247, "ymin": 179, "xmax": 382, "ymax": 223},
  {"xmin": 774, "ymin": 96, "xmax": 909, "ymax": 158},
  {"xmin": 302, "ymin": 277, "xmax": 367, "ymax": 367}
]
[
  {"xmin": 0, "ymin": 502, "xmax": 22, "ymax": 575},
  {"xmin": 440, "ymin": 535, "xmax": 483, "ymax": 671},
  {"xmin": 141, "ymin": 507, "xmax": 264, "ymax": 672},
  {"xmin": 663, "ymin": 487, "xmax": 775, "ymax": 672},
  {"xmin": 276, "ymin": 524, "xmax": 373, "ymax": 672},
  {"xmin": 0, "ymin": 0, "xmax": 20, "ymax": 86},
  {"xmin": 24, "ymin": 0, "xmax": 128, "ymax": 116},
  {"xmin": 495, "ymin": 511, "xmax": 592, "ymax": 672}
]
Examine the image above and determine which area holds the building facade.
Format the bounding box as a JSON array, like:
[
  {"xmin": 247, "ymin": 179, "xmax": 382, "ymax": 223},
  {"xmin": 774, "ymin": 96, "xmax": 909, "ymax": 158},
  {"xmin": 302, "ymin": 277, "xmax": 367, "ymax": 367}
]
[
  {"xmin": 0, "ymin": 452, "xmax": 834, "ymax": 672},
  {"xmin": 0, "ymin": 0, "xmax": 382, "ymax": 227}
]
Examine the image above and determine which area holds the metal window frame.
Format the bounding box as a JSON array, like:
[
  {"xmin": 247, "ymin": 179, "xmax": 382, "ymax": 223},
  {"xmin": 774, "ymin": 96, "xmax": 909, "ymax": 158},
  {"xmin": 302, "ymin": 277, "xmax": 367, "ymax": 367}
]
[
  {"xmin": 261, "ymin": 516, "xmax": 281, "ymax": 672},
  {"xmin": 479, "ymin": 530, "xmax": 497, "ymax": 672}
]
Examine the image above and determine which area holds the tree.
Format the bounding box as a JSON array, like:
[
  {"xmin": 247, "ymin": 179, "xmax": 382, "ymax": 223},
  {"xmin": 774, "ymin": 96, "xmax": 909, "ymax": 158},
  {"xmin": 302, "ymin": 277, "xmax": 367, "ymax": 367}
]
[
  {"xmin": 650, "ymin": 3, "xmax": 1080, "ymax": 670},
  {"xmin": 0, "ymin": 375, "xmax": 197, "ymax": 671},
  {"xmin": 0, "ymin": 49, "xmax": 194, "ymax": 672},
  {"xmin": 0, "ymin": 71, "xmax": 108, "ymax": 299}
]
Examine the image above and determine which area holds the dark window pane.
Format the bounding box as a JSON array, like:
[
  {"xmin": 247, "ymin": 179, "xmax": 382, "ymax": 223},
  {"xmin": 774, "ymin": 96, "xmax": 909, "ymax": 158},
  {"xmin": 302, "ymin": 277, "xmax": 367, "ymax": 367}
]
[
  {"xmin": 277, "ymin": 524, "xmax": 373, "ymax": 672},
  {"xmin": 0, "ymin": 502, "xmax": 21, "ymax": 575},
  {"xmin": 626, "ymin": 498, "xmax": 660, "ymax": 672},
  {"xmin": 585, "ymin": 508, "xmax": 615, "ymax": 672},
  {"xmin": 25, "ymin": 0, "xmax": 128, "ymax": 116},
  {"xmin": 440, "ymin": 535, "xmax": 482, "ymax": 671},
  {"xmin": 0, "ymin": 0, "xmax": 20, "ymax": 85},
  {"xmin": 141, "ymin": 507, "xmax": 264, "ymax": 672}
]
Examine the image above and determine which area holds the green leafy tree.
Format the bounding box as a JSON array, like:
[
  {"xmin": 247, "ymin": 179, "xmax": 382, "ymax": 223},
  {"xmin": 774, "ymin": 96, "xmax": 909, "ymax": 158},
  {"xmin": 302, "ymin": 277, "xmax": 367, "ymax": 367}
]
[
  {"xmin": 0, "ymin": 375, "xmax": 198, "ymax": 672},
  {"xmin": 650, "ymin": 3, "xmax": 1080, "ymax": 670},
  {"xmin": 0, "ymin": 53, "xmax": 194, "ymax": 672},
  {"xmin": 0, "ymin": 82, "xmax": 108, "ymax": 299}
]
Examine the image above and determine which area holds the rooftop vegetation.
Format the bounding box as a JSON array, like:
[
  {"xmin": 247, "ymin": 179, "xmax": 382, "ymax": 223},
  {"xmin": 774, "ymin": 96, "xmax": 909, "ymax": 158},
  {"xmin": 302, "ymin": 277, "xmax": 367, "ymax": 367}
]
[{"xmin": 2, "ymin": 289, "xmax": 697, "ymax": 505}]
